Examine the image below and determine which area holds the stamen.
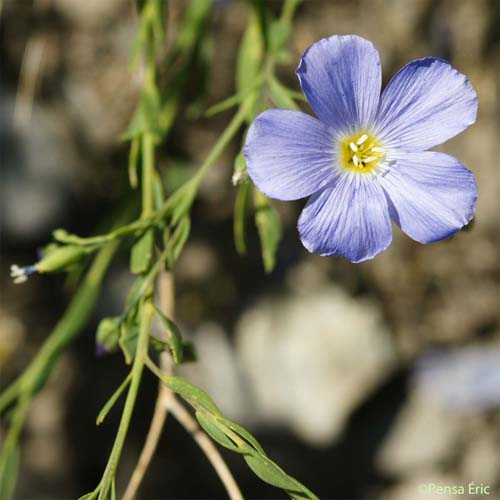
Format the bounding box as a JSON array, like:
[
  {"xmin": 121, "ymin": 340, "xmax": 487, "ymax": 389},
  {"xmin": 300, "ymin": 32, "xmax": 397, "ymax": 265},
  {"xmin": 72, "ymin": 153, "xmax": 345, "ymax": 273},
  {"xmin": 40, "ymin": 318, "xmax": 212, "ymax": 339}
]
[
  {"xmin": 349, "ymin": 142, "xmax": 358, "ymax": 152},
  {"xmin": 10, "ymin": 264, "xmax": 37, "ymax": 285},
  {"xmin": 364, "ymin": 156, "xmax": 378, "ymax": 163},
  {"xmin": 356, "ymin": 134, "xmax": 368, "ymax": 145},
  {"xmin": 353, "ymin": 155, "xmax": 360, "ymax": 167},
  {"xmin": 371, "ymin": 146, "xmax": 384, "ymax": 153}
]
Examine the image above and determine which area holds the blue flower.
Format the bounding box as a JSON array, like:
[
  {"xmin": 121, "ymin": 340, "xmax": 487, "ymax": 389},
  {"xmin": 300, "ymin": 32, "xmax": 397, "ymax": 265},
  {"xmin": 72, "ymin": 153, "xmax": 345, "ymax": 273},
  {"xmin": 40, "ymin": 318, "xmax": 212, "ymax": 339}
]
[{"xmin": 243, "ymin": 35, "xmax": 478, "ymax": 262}]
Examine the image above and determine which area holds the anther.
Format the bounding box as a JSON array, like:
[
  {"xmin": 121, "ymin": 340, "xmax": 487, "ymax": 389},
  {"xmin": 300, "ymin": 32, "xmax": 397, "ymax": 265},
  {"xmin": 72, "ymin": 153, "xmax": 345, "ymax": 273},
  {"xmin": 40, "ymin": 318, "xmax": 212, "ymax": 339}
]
[
  {"xmin": 371, "ymin": 146, "xmax": 384, "ymax": 153},
  {"xmin": 353, "ymin": 155, "xmax": 360, "ymax": 167},
  {"xmin": 356, "ymin": 134, "xmax": 368, "ymax": 145},
  {"xmin": 349, "ymin": 142, "xmax": 358, "ymax": 152},
  {"xmin": 10, "ymin": 264, "xmax": 37, "ymax": 284},
  {"xmin": 364, "ymin": 156, "xmax": 377, "ymax": 163}
]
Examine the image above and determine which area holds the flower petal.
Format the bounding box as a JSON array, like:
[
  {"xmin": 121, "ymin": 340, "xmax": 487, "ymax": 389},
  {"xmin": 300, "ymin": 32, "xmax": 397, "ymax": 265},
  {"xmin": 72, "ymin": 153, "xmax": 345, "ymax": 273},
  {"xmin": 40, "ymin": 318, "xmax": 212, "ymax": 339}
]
[
  {"xmin": 376, "ymin": 57, "xmax": 477, "ymax": 151},
  {"xmin": 296, "ymin": 35, "xmax": 381, "ymax": 132},
  {"xmin": 379, "ymin": 151, "xmax": 477, "ymax": 243},
  {"xmin": 298, "ymin": 175, "xmax": 392, "ymax": 262},
  {"xmin": 244, "ymin": 109, "xmax": 338, "ymax": 201}
]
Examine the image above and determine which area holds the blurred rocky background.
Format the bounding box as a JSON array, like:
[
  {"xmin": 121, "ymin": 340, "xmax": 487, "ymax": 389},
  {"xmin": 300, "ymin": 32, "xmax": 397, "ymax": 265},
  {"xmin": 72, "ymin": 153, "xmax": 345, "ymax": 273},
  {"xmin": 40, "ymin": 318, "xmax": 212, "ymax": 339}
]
[{"xmin": 1, "ymin": 0, "xmax": 499, "ymax": 498}]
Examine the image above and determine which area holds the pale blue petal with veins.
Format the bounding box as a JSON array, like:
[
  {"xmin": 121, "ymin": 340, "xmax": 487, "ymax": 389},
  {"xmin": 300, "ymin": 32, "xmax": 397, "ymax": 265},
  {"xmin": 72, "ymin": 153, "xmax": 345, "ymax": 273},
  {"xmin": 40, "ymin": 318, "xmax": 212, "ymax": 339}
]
[{"xmin": 244, "ymin": 35, "xmax": 478, "ymax": 262}]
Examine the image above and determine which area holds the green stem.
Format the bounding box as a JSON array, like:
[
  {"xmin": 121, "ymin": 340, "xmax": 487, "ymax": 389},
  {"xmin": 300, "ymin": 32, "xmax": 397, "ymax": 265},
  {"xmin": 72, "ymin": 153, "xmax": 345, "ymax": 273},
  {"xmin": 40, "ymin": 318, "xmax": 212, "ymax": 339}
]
[
  {"xmin": 0, "ymin": 379, "xmax": 22, "ymax": 414},
  {"xmin": 141, "ymin": 132, "xmax": 155, "ymax": 218},
  {"xmin": 0, "ymin": 240, "xmax": 119, "ymax": 490},
  {"xmin": 0, "ymin": 241, "xmax": 119, "ymax": 414},
  {"xmin": 280, "ymin": 0, "xmax": 301, "ymax": 23},
  {"xmin": 97, "ymin": 300, "xmax": 155, "ymax": 500},
  {"xmin": 0, "ymin": 393, "xmax": 29, "ymax": 481},
  {"xmin": 193, "ymin": 100, "xmax": 252, "ymax": 185},
  {"xmin": 54, "ymin": 220, "xmax": 150, "ymax": 247}
]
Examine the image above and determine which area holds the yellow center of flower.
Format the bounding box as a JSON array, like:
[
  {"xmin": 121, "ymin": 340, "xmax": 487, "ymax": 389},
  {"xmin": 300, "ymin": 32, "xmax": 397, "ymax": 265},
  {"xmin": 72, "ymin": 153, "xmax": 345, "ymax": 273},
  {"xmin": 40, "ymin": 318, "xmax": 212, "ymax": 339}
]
[{"xmin": 340, "ymin": 132, "xmax": 385, "ymax": 173}]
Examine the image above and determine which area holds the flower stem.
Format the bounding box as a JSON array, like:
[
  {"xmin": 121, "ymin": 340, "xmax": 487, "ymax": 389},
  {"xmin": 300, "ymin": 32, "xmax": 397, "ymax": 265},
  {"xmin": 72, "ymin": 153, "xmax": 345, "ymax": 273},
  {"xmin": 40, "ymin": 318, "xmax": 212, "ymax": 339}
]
[
  {"xmin": 192, "ymin": 100, "xmax": 252, "ymax": 186},
  {"xmin": 280, "ymin": 0, "xmax": 301, "ymax": 24},
  {"xmin": 141, "ymin": 132, "xmax": 155, "ymax": 218},
  {"xmin": 97, "ymin": 299, "xmax": 155, "ymax": 500},
  {"xmin": 0, "ymin": 239, "xmax": 120, "ymax": 489}
]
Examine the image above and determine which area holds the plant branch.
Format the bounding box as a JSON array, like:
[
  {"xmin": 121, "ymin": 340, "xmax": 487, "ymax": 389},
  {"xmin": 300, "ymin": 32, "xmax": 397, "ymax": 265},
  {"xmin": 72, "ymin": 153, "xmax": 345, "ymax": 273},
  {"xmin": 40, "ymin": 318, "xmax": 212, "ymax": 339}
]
[
  {"xmin": 0, "ymin": 239, "xmax": 120, "ymax": 490},
  {"xmin": 97, "ymin": 299, "xmax": 155, "ymax": 500},
  {"xmin": 164, "ymin": 394, "xmax": 244, "ymax": 500},
  {"xmin": 121, "ymin": 271, "xmax": 175, "ymax": 500}
]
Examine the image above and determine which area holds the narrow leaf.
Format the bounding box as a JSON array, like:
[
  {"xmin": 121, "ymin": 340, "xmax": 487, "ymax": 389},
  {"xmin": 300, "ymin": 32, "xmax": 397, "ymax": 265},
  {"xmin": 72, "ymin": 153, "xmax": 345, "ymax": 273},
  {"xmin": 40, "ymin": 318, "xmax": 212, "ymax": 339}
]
[
  {"xmin": 195, "ymin": 411, "xmax": 241, "ymax": 453},
  {"xmin": 118, "ymin": 317, "xmax": 139, "ymax": 365},
  {"xmin": 146, "ymin": 361, "xmax": 222, "ymax": 416},
  {"xmin": 236, "ymin": 13, "xmax": 264, "ymax": 109},
  {"xmin": 130, "ymin": 229, "xmax": 153, "ymax": 274},
  {"xmin": 154, "ymin": 307, "xmax": 184, "ymax": 364},
  {"xmin": 96, "ymin": 373, "xmax": 132, "ymax": 425},
  {"xmin": 77, "ymin": 493, "xmax": 98, "ymax": 500},
  {"xmin": 168, "ymin": 216, "xmax": 191, "ymax": 266},
  {"xmin": 234, "ymin": 181, "xmax": 251, "ymax": 255},
  {"xmin": 152, "ymin": 171, "xmax": 165, "ymax": 211},
  {"xmin": 205, "ymin": 93, "xmax": 243, "ymax": 117},
  {"xmin": 216, "ymin": 416, "xmax": 266, "ymax": 456},
  {"xmin": 244, "ymin": 453, "xmax": 297, "ymax": 489},
  {"xmin": 128, "ymin": 136, "xmax": 140, "ymax": 188},
  {"xmin": 254, "ymin": 189, "xmax": 283, "ymax": 273},
  {"xmin": 164, "ymin": 376, "xmax": 221, "ymax": 416},
  {"xmin": 0, "ymin": 444, "xmax": 19, "ymax": 500}
]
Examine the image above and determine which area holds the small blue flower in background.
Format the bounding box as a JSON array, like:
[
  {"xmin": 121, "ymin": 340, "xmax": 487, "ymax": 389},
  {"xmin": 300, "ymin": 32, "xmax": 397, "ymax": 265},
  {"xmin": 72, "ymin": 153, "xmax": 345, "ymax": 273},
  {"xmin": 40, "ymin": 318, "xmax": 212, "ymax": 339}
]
[{"xmin": 244, "ymin": 35, "xmax": 478, "ymax": 262}]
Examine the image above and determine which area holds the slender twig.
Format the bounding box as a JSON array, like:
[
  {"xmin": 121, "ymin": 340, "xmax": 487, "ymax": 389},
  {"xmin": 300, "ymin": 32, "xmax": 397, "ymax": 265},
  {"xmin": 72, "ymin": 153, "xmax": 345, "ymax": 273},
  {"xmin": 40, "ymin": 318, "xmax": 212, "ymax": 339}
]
[
  {"xmin": 97, "ymin": 300, "xmax": 154, "ymax": 500},
  {"xmin": 164, "ymin": 395, "xmax": 244, "ymax": 500},
  {"xmin": 122, "ymin": 271, "xmax": 175, "ymax": 500}
]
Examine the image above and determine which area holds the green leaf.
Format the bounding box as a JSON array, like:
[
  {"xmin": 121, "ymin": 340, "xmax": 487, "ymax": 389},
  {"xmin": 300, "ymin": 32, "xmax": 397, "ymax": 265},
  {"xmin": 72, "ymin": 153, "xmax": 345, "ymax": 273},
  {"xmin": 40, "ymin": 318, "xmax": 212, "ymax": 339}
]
[
  {"xmin": 215, "ymin": 416, "xmax": 266, "ymax": 456},
  {"xmin": 244, "ymin": 453, "xmax": 317, "ymax": 499},
  {"xmin": 166, "ymin": 376, "xmax": 221, "ymax": 415},
  {"xmin": 130, "ymin": 229, "xmax": 153, "ymax": 274},
  {"xmin": 0, "ymin": 444, "xmax": 19, "ymax": 500},
  {"xmin": 152, "ymin": 171, "xmax": 165, "ymax": 211},
  {"xmin": 268, "ymin": 19, "xmax": 291, "ymax": 56},
  {"xmin": 147, "ymin": 364, "xmax": 222, "ymax": 416},
  {"xmin": 158, "ymin": 96, "xmax": 178, "ymax": 137},
  {"xmin": 173, "ymin": 0, "xmax": 212, "ymax": 55},
  {"xmin": 254, "ymin": 189, "xmax": 283, "ymax": 273},
  {"xmin": 234, "ymin": 181, "xmax": 251, "ymax": 256},
  {"xmin": 244, "ymin": 453, "xmax": 298, "ymax": 489},
  {"xmin": 236, "ymin": 13, "xmax": 264, "ymax": 113},
  {"xmin": 154, "ymin": 307, "xmax": 184, "ymax": 364},
  {"xmin": 195, "ymin": 411, "xmax": 241, "ymax": 453},
  {"xmin": 128, "ymin": 136, "xmax": 140, "ymax": 188},
  {"xmin": 161, "ymin": 179, "xmax": 198, "ymax": 227},
  {"xmin": 121, "ymin": 86, "xmax": 162, "ymax": 140},
  {"xmin": 96, "ymin": 373, "xmax": 131, "ymax": 426},
  {"xmin": 205, "ymin": 93, "xmax": 243, "ymax": 117},
  {"xmin": 167, "ymin": 216, "xmax": 191, "ymax": 267},
  {"xmin": 125, "ymin": 277, "xmax": 145, "ymax": 311},
  {"xmin": 118, "ymin": 316, "xmax": 139, "ymax": 365},
  {"xmin": 232, "ymin": 150, "xmax": 248, "ymax": 185},
  {"xmin": 77, "ymin": 493, "xmax": 98, "ymax": 500},
  {"xmin": 95, "ymin": 317, "xmax": 121, "ymax": 354}
]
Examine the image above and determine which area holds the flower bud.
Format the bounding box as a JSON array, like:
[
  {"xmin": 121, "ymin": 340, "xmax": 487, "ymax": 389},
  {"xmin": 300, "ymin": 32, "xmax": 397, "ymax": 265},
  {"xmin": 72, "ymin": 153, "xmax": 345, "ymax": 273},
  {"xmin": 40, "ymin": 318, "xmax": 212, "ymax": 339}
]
[{"xmin": 36, "ymin": 245, "xmax": 88, "ymax": 274}]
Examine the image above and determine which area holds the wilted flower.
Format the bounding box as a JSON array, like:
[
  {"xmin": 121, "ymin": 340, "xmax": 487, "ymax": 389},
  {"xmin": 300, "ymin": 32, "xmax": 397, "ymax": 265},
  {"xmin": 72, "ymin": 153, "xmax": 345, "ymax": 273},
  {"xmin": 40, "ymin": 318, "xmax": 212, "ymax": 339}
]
[{"xmin": 244, "ymin": 35, "xmax": 478, "ymax": 262}]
